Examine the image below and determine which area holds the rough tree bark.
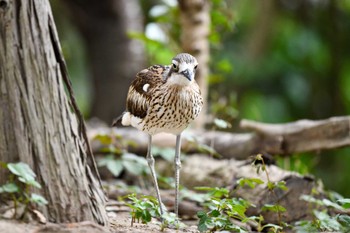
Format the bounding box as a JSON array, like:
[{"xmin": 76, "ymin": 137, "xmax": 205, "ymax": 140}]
[
  {"xmin": 0, "ymin": 0, "xmax": 107, "ymax": 225},
  {"xmin": 178, "ymin": 0, "xmax": 210, "ymax": 129},
  {"xmin": 62, "ymin": 0, "xmax": 145, "ymax": 123}
]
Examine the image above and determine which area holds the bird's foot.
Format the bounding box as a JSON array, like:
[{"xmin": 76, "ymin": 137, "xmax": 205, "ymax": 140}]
[{"xmin": 158, "ymin": 212, "xmax": 185, "ymax": 230}]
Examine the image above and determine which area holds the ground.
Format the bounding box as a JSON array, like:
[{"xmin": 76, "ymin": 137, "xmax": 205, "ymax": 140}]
[{"xmin": 0, "ymin": 212, "xmax": 199, "ymax": 233}]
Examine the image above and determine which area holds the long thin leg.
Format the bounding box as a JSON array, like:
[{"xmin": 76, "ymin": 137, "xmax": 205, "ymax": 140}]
[
  {"xmin": 174, "ymin": 134, "xmax": 182, "ymax": 218},
  {"xmin": 146, "ymin": 134, "xmax": 164, "ymax": 217}
]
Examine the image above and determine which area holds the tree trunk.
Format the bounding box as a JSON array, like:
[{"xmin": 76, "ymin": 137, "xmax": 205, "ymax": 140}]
[
  {"xmin": 245, "ymin": 0, "xmax": 276, "ymax": 62},
  {"xmin": 0, "ymin": 0, "xmax": 107, "ymax": 225},
  {"xmin": 62, "ymin": 0, "xmax": 145, "ymax": 123},
  {"xmin": 178, "ymin": 0, "xmax": 210, "ymax": 129}
]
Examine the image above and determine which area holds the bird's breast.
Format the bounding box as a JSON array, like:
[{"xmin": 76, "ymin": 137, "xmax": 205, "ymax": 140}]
[{"xmin": 142, "ymin": 85, "xmax": 202, "ymax": 135}]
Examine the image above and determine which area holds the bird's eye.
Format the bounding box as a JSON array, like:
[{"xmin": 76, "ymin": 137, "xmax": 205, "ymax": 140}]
[
  {"xmin": 172, "ymin": 63, "xmax": 178, "ymax": 71},
  {"xmin": 194, "ymin": 64, "xmax": 198, "ymax": 70}
]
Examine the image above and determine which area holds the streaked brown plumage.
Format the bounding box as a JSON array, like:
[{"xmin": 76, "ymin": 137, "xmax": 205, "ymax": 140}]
[{"xmin": 113, "ymin": 53, "xmax": 203, "ymax": 222}]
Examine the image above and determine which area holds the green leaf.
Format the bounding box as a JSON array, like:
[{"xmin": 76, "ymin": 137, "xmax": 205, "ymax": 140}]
[
  {"xmin": 152, "ymin": 147, "xmax": 175, "ymax": 162},
  {"xmin": 213, "ymin": 118, "xmax": 231, "ymax": 129},
  {"xmin": 237, "ymin": 177, "xmax": 264, "ymax": 189},
  {"xmin": 337, "ymin": 214, "xmax": 350, "ymax": 227},
  {"xmin": 106, "ymin": 159, "xmax": 123, "ymax": 177},
  {"xmin": 122, "ymin": 153, "xmax": 148, "ymax": 176},
  {"xmin": 300, "ymin": 194, "xmax": 323, "ymax": 206},
  {"xmin": 97, "ymin": 154, "xmax": 115, "ymax": 167},
  {"xmin": 31, "ymin": 193, "xmax": 48, "ymax": 206},
  {"xmin": 262, "ymin": 204, "xmax": 286, "ymax": 213},
  {"xmin": 314, "ymin": 210, "xmax": 341, "ymax": 231},
  {"xmin": 267, "ymin": 181, "xmax": 275, "ymax": 190},
  {"xmin": 337, "ymin": 198, "xmax": 350, "ymax": 209},
  {"xmin": 142, "ymin": 209, "xmax": 152, "ymax": 223},
  {"xmin": 0, "ymin": 183, "xmax": 19, "ymax": 193},
  {"xmin": 197, "ymin": 211, "xmax": 209, "ymax": 232},
  {"xmin": 18, "ymin": 178, "xmax": 41, "ymax": 189},
  {"xmin": 276, "ymin": 181, "xmax": 288, "ymax": 191},
  {"xmin": 7, "ymin": 162, "xmax": 37, "ymax": 185},
  {"xmin": 197, "ymin": 210, "xmax": 207, "ymax": 218},
  {"xmin": 196, "ymin": 143, "xmax": 221, "ymax": 158},
  {"xmin": 93, "ymin": 134, "xmax": 113, "ymax": 145},
  {"xmin": 210, "ymin": 209, "xmax": 221, "ymax": 217},
  {"xmin": 322, "ymin": 198, "xmax": 343, "ymax": 210},
  {"xmin": 98, "ymin": 155, "xmax": 123, "ymax": 177},
  {"xmin": 99, "ymin": 145, "xmax": 121, "ymax": 154},
  {"xmin": 261, "ymin": 223, "xmax": 283, "ymax": 232}
]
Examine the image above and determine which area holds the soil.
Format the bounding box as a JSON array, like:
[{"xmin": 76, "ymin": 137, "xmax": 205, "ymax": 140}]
[
  {"xmin": 109, "ymin": 212, "xmax": 199, "ymax": 233},
  {"xmin": 0, "ymin": 212, "xmax": 200, "ymax": 233}
]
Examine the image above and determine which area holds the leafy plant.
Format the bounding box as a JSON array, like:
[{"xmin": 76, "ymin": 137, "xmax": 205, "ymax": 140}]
[
  {"xmin": 295, "ymin": 193, "xmax": 350, "ymax": 232},
  {"xmin": 195, "ymin": 186, "xmax": 284, "ymax": 233},
  {"xmin": 94, "ymin": 133, "xmax": 149, "ymax": 177},
  {"xmin": 124, "ymin": 193, "xmax": 183, "ymax": 230},
  {"xmin": 251, "ymin": 154, "xmax": 288, "ymax": 226},
  {"xmin": 126, "ymin": 193, "xmax": 160, "ymax": 225},
  {"xmin": 98, "ymin": 153, "xmax": 148, "ymax": 177},
  {"xmin": 195, "ymin": 154, "xmax": 291, "ymax": 232},
  {"xmin": 0, "ymin": 162, "xmax": 48, "ymax": 217}
]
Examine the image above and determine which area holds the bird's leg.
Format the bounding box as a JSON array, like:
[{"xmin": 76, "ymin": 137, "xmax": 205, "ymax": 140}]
[
  {"xmin": 146, "ymin": 135, "xmax": 164, "ymax": 217},
  {"xmin": 174, "ymin": 134, "xmax": 182, "ymax": 219}
]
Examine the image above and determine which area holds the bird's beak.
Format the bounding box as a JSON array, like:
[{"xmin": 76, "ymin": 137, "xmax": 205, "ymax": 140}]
[{"xmin": 181, "ymin": 69, "xmax": 193, "ymax": 81}]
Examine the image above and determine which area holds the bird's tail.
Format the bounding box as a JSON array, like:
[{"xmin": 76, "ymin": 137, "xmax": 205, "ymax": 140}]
[{"xmin": 111, "ymin": 113, "xmax": 124, "ymax": 127}]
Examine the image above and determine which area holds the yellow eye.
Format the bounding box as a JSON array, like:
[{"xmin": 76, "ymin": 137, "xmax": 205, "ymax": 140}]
[{"xmin": 172, "ymin": 63, "xmax": 179, "ymax": 71}]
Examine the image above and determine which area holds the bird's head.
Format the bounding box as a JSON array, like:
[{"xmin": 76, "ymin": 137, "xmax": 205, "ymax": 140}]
[{"xmin": 166, "ymin": 53, "xmax": 198, "ymax": 86}]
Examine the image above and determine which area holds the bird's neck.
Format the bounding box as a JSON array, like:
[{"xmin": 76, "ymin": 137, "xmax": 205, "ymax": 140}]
[{"xmin": 165, "ymin": 73, "xmax": 192, "ymax": 86}]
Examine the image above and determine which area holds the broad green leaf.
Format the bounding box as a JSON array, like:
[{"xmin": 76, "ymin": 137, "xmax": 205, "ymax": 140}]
[
  {"xmin": 0, "ymin": 183, "xmax": 19, "ymax": 193},
  {"xmin": 314, "ymin": 210, "xmax": 341, "ymax": 231},
  {"xmin": 152, "ymin": 147, "xmax": 175, "ymax": 162},
  {"xmin": 31, "ymin": 193, "xmax": 48, "ymax": 206},
  {"xmin": 322, "ymin": 198, "xmax": 343, "ymax": 210},
  {"xmin": 300, "ymin": 194, "xmax": 323, "ymax": 206},
  {"xmin": 197, "ymin": 211, "xmax": 209, "ymax": 232},
  {"xmin": 210, "ymin": 209, "xmax": 220, "ymax": 217},
  {"xmin": 197, "ymin": 210, "xmax": 207, "ymax": 218},
  {"xmin": 97, "ymin": 154, "xmax": 115, "ymax": 167},
  {"xmin": 106, "ymin": 159, "xmax": 123, "ymax": 177},
  {"xmin": 337, "ymin": 214, "xmax": 350, "ymax": 226},
  {"xmin": 142, "ymin": 209, "xmax": 152, "ymax": 223},
  {"xmin": 18, "ymin": 178, "xmax": 41, "ymax": 188},
  {"xmin": 7, "ymin": 162, "xmax": 36, "ymax": 184},
  {"xmin": 337, "ymin": 198, "xmax": 350, "ymax": 209},
  {"xmin": 122, "ymin": 153, "xmax": 148, "ymax": 175}
]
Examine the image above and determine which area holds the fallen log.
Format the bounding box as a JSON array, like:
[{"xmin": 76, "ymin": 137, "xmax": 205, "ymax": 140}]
[
  {"xmin": 88, "ymin": 116, "xmax": 350, "ymax": 160},
  {"xmin": 166, "ymin": 154, "xmax": 331, "ymax": 224},
  {"xmin": 240, "ymin": 116, "xmax": 350, "ymax": 156}
]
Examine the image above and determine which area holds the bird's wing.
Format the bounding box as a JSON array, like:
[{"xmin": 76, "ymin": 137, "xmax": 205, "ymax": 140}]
[{"xmin": 126, "ymin": 65, "xmax": 166, "ymax": 119}]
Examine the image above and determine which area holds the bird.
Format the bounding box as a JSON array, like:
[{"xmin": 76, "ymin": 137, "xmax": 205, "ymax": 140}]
[{"xmin": 112, "ymin": 53, "xmax": 203, "ymax": 220}]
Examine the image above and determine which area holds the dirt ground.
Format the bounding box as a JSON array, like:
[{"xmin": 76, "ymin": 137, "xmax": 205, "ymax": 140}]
[
  {"xmin": 108, "ymin": 212, "xmax": 199, "ymax": 233},
  {"xmin": 0, "ymin": 212, "xmax": 200, "ymax": 233}
]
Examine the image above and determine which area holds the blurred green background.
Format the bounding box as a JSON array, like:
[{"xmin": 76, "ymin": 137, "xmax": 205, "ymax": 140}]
[{"xmin": 51, "ymin": 0, "xmax": 350, "ymax": 197}]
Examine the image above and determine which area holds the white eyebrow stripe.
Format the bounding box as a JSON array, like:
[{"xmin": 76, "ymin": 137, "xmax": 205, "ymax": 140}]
[
  {"xmin": 143, "ymin": 83, "xmax": 150, "ymax": 92},
  {"xmin": 179, "ymin": 62, "xmax": 195, "ymax": 72}
]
